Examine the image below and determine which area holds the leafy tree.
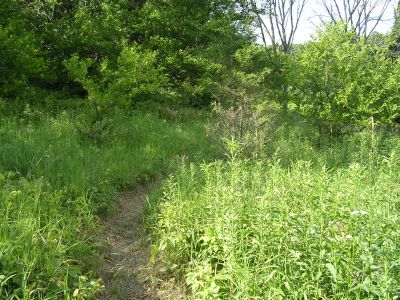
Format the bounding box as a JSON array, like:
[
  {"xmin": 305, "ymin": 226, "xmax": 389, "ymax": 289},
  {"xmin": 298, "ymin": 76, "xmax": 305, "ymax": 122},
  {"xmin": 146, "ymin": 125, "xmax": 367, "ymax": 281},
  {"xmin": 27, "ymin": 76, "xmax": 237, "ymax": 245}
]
[
  {"xmin": 136, "ymin": 0, "xmax": 255, "ymax": 106},
  {"xmin": 390, "ymin": 1, "xmax": 400, "ymax": 56},
  {"xmin": 1, "ymin": 0, "xmax": 256, "ymax": 106},
  {"xmin": 295, "ymin": 23, "xmax": 400, "ymax": 132},
  {"xmin": 0, "ymin": 0, "xmax": 148, "ymax": 95},
  {"xmin": 65, "ymin": 45, "xmax": 166, "ymax": 141},
  {"xmin": 0, "ymin": 23, "xmax": 48, "ymax": 98},
  {"xmin": 209, "ymin": 44, "xmax": 288, "ymax": 155}
]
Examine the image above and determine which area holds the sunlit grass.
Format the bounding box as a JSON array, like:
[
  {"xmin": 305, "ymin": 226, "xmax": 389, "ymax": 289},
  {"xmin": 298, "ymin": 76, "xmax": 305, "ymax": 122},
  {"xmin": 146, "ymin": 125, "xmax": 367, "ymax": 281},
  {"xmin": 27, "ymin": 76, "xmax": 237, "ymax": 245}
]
[
  {"xmin": 0, "ymin": 107, "xmax": 215, "ymax": 299},
  {"xmin": 150, "ymin": 133, "xmax": 400, "ymax": 299}
]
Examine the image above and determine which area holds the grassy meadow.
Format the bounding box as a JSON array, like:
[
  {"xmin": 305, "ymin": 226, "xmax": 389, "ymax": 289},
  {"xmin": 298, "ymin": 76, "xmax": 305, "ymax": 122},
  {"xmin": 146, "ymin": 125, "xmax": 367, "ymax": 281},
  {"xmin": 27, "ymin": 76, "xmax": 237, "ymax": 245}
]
[
  {"xmin": 1, "ymin": 103, "xmax": 399, "ymax": 299},
  {"xmin": 149, "ymin": 118, "xmax": 400, "ymax": 299},
  {"xmin": 1, "ymin": 0, "xmax": 400, "ymax": 298},
  {"xmin": 0, "ymin": 105, "xmax": 216, "ymax": 299}
]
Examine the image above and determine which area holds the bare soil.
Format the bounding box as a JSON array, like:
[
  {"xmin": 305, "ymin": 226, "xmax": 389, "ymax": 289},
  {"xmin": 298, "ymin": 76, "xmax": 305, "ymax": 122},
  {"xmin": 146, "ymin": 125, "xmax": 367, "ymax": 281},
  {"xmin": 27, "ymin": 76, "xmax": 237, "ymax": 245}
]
[{"xmin": 96, "ymin": 181, "xmax": 186, "ymax": 300}]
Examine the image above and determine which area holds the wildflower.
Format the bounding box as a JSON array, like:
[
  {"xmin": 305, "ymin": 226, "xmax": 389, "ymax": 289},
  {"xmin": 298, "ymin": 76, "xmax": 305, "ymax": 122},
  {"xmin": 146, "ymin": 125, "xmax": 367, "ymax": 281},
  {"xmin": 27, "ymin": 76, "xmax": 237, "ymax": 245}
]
[{"xmin": 73, "ymin": 289, "xmax": 80, "ymax": 297}]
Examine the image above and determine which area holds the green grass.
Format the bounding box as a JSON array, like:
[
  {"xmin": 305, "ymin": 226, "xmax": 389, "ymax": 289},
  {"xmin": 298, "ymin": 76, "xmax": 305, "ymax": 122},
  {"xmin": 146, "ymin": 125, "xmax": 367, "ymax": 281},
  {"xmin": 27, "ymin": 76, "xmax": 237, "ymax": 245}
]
[
  {"xmin": 150, "ymin": 128, "xmax": 400, "ymax": 299},
  {"xmin": 2, "ymin": 104, "xmax": 399, "ymax": 299},
  {"xmin": 0, "ymin": 107, "xmax": 216, "ymax": 299}
]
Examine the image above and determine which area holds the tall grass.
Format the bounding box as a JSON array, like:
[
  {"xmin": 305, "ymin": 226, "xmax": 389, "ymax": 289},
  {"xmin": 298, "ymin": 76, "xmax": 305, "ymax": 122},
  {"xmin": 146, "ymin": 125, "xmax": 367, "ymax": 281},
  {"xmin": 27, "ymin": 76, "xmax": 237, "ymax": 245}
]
[
  {"xmin": 150, "ymin": 129, "xmax": 400, "ymax": 299},
  {"xmin": 0, "ymin": 107, "xmax": 215, "ymax": 299}
]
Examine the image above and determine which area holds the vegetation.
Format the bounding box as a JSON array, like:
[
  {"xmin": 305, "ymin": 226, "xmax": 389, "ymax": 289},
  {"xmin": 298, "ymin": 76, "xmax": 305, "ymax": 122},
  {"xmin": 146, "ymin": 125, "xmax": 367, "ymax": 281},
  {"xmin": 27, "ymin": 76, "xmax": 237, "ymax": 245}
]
[
  {"xmin": 0, "ymin": 107, "xmax": 216, "ymax": 298},
  {"xmin": 295, "ymin": 24, "xmax": 400, "ymax": 132},
  {"xmin": 0, "ymin": 0, "xmax": 399, "ymax": 299},
  {"xmin": 150, "ymin": 123, "xmax": 400, "ymax": 299}
]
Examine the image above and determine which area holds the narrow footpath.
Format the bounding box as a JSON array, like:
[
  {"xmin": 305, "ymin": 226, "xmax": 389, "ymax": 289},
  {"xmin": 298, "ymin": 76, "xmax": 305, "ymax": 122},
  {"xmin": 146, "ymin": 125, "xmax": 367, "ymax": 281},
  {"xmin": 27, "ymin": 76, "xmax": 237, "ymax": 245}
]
[{"xmin": 96, "ymin": 181, "xmax": 185, "ymax": 300}]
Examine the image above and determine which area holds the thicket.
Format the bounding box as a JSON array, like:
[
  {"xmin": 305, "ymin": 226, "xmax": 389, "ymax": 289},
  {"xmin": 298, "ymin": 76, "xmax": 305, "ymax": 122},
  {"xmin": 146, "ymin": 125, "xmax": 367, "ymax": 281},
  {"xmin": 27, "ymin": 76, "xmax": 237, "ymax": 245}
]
[
  {"xmin": 294, "ymin": 24, "xmax": 400, "ymax": 132},
  {"xmin": 0, "ymin": 0, "xmax": 253, "ymax": 105},
  {"xmin": 1, "ymin": 2, "xmax": 399, "ymax": 132}
]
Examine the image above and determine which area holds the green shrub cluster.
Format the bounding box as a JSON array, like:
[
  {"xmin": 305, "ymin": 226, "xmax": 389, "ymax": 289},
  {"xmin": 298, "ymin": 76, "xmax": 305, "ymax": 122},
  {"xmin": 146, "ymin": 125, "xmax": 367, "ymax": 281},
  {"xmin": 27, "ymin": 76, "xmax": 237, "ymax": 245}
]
[
  {"xmin": 294, "ymin": 24, "xmax": 400, "ymax": 131},
  {"xmin": 0, "ymin": 0, "xmax": 254, "ymax": 107}
]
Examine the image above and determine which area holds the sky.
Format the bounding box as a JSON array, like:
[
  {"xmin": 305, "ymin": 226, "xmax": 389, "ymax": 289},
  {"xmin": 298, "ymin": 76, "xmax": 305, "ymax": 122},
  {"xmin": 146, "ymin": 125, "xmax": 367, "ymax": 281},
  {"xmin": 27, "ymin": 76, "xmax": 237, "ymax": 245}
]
[{"xmin": 257, "ymin": 0, "xmax": 397, "ymax": 44}]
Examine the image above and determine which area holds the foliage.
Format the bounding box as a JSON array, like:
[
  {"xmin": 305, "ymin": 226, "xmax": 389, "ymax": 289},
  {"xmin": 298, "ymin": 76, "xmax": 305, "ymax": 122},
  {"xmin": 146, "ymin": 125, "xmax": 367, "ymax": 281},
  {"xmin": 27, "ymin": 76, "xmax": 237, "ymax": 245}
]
[
  {"xmin": 0, "ymin": 171, "xmax": 102, "ymax": 299},
  {"xmin": 294, "ymin": 23, "xmax": 400, "ymax": 132},
  {"xmin": 0, "ymin": 0, "xmax": 255, "ymax": 106},
  {"xmin": 64, "ymin": 46, "xmax": 166, "ymax": 142},
  {"xmin": 218, "ymin": 44, "xmax": 288, "ymax": 104},
  {"xmin": 0, "ymin": 24, "xmax": 48, "ymax": 98},
  {"xmin": 136, "ymin": 0, "xmax": 255, "ymax": 106},
  {"xmin": 65, "ymin": 46, "xmax": 165, "ymax": 107},
  {"xmin": 150, "ymin": 130, "xmax": 400, "ymax": 299},
  {"xmin": 207, "ymin": 45, "xmax": 286, "ymax": 155},
  {"xmin": 390, "ymin": 1, "xmax": 400, "ymax": 57},
  {"xmin": 1, "ymin": 1, "xmax": 400, "ymax": 299},
  {"xmin": 0, "ymin": 107, "xmax": 216, "ymax": 299}
]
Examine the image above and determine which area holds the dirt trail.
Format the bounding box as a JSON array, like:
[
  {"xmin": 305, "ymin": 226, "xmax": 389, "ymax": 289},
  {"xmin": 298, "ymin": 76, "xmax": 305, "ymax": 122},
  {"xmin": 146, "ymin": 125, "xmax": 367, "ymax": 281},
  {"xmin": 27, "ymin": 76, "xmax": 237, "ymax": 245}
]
[{"xmin": 96, "ymin": 181, "xmax": 185, "ymax": 300}]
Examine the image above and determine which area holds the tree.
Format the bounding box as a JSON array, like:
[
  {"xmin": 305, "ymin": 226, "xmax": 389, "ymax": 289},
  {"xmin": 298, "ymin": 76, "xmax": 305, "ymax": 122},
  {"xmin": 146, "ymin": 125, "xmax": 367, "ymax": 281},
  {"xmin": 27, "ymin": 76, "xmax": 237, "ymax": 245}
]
[
  {"xmin": 246, "ymin": 0, "xmax": 308, "ymax": 53},
  {"xmin": 317, "ymin": 0, "xmax": 393, "ymax": 39},
  {"xmin": 389, "ymin": 1, "xmax": 400, "ymax": 55},
  {"xmin": 295, "ymin": 23, "xmax": 400, "ymax": 132},
  {"xmin": 64, "ymin": 45, "xmax": 166, "ymax": 142},
  {"xmin": 136, "ymin": 0, "xmax": 255, "ymax": 106},
  {"xmin": 0, "ymin": 22, "xmax": 48, "ymax": 98}
]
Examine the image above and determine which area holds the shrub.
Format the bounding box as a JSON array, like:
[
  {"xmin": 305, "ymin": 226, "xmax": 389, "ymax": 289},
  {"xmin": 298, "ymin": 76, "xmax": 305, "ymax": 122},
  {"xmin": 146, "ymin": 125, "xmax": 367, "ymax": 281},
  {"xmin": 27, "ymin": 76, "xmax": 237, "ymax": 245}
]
[
  {"xmin": 295, "ymin": 23, "xmax": 400, "ymax": 133},
  {"xmin": 208, "ymin": 45, "xmax": 284, "ymax": 156},
  {"xmin": 64, "ymin": 45, "xmax": 167, "ymax": 142},
  {"xmin": 0, "ymin": 24, "xmax": 48, "ymax": 99}
]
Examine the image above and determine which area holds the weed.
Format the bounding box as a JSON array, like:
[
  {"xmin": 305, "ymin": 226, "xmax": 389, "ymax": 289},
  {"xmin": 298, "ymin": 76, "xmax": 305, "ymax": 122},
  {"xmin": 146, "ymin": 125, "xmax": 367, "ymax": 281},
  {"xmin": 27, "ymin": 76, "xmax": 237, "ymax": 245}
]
[{"xmin": 150, "ymin": 129, "xmax": 400, "ymax": 299}]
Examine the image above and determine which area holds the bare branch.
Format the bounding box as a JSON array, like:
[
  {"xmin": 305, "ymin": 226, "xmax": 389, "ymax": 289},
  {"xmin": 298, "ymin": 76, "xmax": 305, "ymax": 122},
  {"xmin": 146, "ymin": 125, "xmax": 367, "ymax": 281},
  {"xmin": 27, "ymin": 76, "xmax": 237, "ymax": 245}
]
[
  {"xmin": 255, "ymin": 0, "xmax": 308, "ymax": 52},
  {"xmin": 319, "ymin": 0, "xmax": 394, "ymax": 39}
]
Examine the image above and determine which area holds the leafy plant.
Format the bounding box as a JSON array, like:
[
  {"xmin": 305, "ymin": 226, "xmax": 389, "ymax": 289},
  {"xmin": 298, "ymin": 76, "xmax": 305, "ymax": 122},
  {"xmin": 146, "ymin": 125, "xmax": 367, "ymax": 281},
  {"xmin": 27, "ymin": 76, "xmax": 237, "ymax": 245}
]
[
  {"xmin": 295, "ymin": 23, "xmax": 400, "ymax": 133},
  {"xmin": 0, "ymin": 24, "xmax": 48, "ymax": 98},
  {"xmin": 208, "ymin": 45, "xmax": 284, "ymax": 156},
  {"xmin": 65, "ymin": 45, "xmax": 166, "ymax": 142},
  {"xmin": 150, "ymin": 131, "xmax": 400, "ymax": 299}
]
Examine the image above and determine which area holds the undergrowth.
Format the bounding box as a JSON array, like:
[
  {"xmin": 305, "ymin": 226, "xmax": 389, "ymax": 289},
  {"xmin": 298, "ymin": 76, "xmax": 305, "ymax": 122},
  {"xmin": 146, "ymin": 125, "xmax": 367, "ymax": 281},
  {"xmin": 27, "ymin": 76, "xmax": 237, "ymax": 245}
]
[
  {"xmin": 149, "ymin": 122, "xmax": 400, "ymax": 299},
  {"xmin": 0, "ymin": 106, "xmax": 215, "ymax": 299}
]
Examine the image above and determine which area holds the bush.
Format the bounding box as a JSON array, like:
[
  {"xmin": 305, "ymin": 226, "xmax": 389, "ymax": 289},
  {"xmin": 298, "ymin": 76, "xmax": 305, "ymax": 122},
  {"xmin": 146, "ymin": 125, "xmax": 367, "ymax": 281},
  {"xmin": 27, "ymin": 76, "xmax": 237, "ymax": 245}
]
[
  {"xmin": 0, "ymin": 24, "xmax": 48, "ymax": 99},
  {"xmin": 295, "ymin": 23, "xmax": 400, "ymax": 133},
  {"xmin": 207, "ymin": 45, "xmax": 285, "ymax": 156},
  {"xmin": 64, "ymin": 45, "xmax": 167, "ymax": 142}
]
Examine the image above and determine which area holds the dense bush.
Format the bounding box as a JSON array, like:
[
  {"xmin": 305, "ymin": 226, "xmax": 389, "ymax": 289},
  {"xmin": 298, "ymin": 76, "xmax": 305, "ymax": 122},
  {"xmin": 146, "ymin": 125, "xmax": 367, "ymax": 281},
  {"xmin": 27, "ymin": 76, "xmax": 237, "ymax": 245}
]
[
  {"xmin": 0, "ymin": 24, "xmax": 48, "ymax": 98},
  {"xmin": 68, "ymin": 45, "xmax": 166, "ymax": 104},
  {"xmin": 0, "ymin": 0, "xmax": 256, "ymax": 107},
  {"xmin": 138, "ymin": 0, "xmax": 254, "ymax": 106},
  {"xmin": 64, "ymin": 46, "xmax": 166, "ymax": 142},
  {"xmin": 294, "ymin": 24, "xmax": 400, "ymax": 132},
  {"xmin": 207, "ymin": 45, "xmax": 286, "ymax": 156}
]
